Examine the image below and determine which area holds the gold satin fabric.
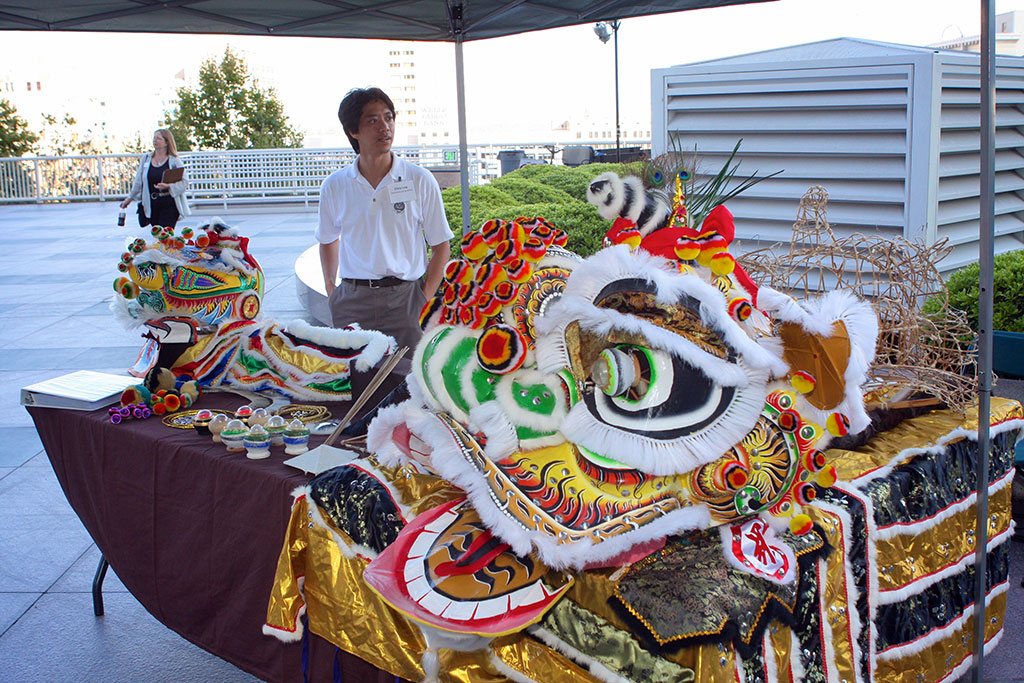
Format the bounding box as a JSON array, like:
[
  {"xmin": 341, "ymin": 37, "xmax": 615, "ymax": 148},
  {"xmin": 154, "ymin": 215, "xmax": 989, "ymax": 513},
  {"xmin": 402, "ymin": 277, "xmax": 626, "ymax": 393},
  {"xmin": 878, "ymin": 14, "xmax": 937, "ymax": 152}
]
[
  {"xmin": 172, "ymin": 327, "xmax": 229, "ymax": 368},
  {"xmin": 564, "ymin": 567, "xmax": 626, "ymax": 630},
  {"xmin": 266, "ymin": 400, "xmax": 1022, "ymax": 682},
  {"xmin": 768, "ymin": 624, "xmax": 796, "ymax": 681},
  {"xmin": 875, "ymin": 484, "xmax": 1012, "ymax": 592},
  {"xmin": 264, "ymin": 331, "xmax": 351, "ymax": 376},
  {"xmin": 682, "ymin": 643, "xmax": 741, "ymax": 683},
  {"xmin": 267, "ymin": 495, "xmax": 608, "ymax": 682},
  {"xmin": 265, "ymin": 495, "xmax": 310, "ymax": 641},
  {"xmin": 266, "ymin": 495, "xmax": 426, "ymax": 680},
  {"xmin": 490, "ymin": 635, "xmax": 597, "ymax": 682},
  {"xmin": 805, "ymin": 506, "xmax": 858, "ymax": 683},
  {"xmin": 827, "ymin": 397, "xmax": 1022, "ymax": 482},
  {"xmin": 372, "ymin": 460, "xmax": 466, "ymax": 518},
  {"xmin": 873, "ymin": 591, "xmax": 1007, "ymax": 683}
]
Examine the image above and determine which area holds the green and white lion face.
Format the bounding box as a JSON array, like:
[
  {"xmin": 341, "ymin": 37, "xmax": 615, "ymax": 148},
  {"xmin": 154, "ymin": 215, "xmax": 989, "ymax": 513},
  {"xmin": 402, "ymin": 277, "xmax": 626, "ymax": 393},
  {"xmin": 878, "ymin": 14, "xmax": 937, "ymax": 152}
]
[{"xmin": 372, "ymin": 225, "xmax": 877, "ymax": 571}]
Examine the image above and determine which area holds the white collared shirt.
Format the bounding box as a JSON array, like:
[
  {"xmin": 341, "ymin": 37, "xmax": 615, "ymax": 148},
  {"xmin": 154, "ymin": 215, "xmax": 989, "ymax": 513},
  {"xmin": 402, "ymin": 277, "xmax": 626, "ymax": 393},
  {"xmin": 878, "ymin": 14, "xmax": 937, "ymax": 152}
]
[{"xmin": 314, "ymin": 154, "xmax": 453, "ymax": 281}]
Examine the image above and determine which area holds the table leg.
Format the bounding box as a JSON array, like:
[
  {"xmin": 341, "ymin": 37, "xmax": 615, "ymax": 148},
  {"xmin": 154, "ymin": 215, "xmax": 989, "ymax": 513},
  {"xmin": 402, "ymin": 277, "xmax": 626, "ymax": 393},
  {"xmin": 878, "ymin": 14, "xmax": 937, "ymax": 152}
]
[{"xmin": 93, "ymin": 555, "xmax": 109, "ymax": 617}]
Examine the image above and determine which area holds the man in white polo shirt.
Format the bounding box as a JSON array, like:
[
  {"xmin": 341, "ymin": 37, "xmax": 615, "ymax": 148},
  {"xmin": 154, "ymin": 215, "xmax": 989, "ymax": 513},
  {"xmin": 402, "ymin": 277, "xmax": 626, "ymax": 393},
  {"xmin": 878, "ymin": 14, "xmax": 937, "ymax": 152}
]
[{"xmin": 316, "ymin": 87, "xmax": 453, "ymax": 352}]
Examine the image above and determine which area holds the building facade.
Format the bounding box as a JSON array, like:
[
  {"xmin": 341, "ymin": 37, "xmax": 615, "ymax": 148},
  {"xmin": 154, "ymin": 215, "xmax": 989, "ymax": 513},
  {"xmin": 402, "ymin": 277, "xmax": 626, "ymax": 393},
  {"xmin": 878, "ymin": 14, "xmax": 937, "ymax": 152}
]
[
  {"xmin": 930, "ymin": 11, "xmax": 1024, "ymax": 56},
  {"xmin": 651, "ymin": 38, "xmax": 1024, "ymax": 275}
]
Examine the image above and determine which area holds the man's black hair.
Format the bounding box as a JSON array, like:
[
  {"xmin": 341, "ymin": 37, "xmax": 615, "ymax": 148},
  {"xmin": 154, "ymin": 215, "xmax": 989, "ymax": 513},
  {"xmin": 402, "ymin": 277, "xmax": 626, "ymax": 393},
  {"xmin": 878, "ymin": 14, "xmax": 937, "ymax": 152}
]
[{"xmin": 338, "ymin": 87, "xmax": 396, "ymax": 153}]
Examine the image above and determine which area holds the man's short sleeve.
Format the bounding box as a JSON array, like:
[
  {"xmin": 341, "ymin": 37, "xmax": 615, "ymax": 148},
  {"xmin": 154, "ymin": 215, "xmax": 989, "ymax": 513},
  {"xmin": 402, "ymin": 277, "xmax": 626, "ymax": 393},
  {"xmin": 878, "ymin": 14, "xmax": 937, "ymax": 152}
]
[
  {"xmin": 419, "ymin": 173, "xmax": 454, "ymax": 247},
  {"xmin": 314, "ymin": 175, "xmax": 340, "ymax": 244}
]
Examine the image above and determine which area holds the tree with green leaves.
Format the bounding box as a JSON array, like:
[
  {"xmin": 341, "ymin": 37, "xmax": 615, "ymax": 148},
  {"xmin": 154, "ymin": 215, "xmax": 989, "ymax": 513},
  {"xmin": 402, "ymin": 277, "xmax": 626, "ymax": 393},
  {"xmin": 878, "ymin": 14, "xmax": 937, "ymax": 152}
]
[
  {"xmin": 0, "ymin": 99, "xmax": 38, "ymax": 158},
  {"xmin": 120, "ymin": 132, "xmax": 150, "ymax": 154},
  {"xmin": 37, "ymin": 113, "xmax": 107, "ymax": 156},
  {"xmin": 164, "ymin": 47, "xmax": 304, "ymax": 151}
]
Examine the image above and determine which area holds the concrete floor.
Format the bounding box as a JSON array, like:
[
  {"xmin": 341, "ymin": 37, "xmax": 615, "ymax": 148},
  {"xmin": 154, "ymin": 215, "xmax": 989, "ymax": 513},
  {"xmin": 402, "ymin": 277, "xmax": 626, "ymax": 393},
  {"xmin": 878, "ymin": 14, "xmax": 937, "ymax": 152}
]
[
  {"xmin": 0, "ymin": 200, "xmax": 1021, "ymax": 682},
  {"xmin": 0, "ymin": 201, "xmax": 314, "ymax": 682}
]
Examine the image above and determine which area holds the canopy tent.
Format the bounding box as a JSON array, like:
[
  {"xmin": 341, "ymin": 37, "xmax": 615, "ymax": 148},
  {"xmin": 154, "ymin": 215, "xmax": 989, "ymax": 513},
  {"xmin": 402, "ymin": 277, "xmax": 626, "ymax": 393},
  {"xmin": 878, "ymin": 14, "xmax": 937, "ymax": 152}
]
[
  {"xmin": 0, "ymin": 2, "xmax": 999, "ymax": 681},
  {"xmin": 0, "ymin": 0, "xmax": 768, "ymax": 232},
  {"xmin": 0, "ymin": 0, "xmax": 769, "ymax": 231},
  {"xmin": 0, "ymin": 1, "xmax": 764, "ymax": 40}
]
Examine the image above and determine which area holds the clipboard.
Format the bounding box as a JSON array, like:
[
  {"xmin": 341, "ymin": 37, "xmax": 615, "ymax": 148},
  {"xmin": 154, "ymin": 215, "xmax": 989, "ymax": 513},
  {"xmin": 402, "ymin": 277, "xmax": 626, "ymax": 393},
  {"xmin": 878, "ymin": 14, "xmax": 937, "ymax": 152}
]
[{"xmin": 161, "ymin": 167, "xmax": 185, "ymax": 184}]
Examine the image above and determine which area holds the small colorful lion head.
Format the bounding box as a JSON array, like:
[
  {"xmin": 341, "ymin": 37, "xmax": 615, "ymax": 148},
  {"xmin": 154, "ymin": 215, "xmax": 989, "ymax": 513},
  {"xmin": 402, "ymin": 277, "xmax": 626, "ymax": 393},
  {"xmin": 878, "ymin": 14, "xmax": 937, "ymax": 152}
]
[{"xmin": 112, "ymin": 219, "xmax": 264, "ymax": 326}]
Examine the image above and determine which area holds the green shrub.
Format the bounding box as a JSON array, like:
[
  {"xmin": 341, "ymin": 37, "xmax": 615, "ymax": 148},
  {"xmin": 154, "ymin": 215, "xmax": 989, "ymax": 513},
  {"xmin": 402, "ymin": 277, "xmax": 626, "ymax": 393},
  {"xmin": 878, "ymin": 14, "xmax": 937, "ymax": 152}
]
[
  {"xmin": 477, "ymin": 202, "xmax": 560, "ymax": 226},
  {"xmin": 529, "ymin": 162, "xmax": 644, "ymax": 201},
  {"xmin": 512, "ymin": 164, "xmax": 560, "ymax": 181},
  {"xmin": 440, "ymin": 162, "xmax": 645, "ymax": 256},
  {"xmin": 488, "ymin": 176, "xmax": 575, "ymax": 205},
  {"xmin": 924, "ymin": 250, "xmax": 1024, "ymax": 333}
]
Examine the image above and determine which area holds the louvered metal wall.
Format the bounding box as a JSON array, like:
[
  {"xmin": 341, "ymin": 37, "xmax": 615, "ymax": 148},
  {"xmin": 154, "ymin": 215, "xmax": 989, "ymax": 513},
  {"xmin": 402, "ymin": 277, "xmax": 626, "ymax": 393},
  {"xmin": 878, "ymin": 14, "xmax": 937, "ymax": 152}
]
[
  {"xmin": 651, "ymin": 41, "xmax": 1024, "ymax": 275},
  {"xmin": 936, "ymin": 54, "xmax": 1024, "ymax": 271}
]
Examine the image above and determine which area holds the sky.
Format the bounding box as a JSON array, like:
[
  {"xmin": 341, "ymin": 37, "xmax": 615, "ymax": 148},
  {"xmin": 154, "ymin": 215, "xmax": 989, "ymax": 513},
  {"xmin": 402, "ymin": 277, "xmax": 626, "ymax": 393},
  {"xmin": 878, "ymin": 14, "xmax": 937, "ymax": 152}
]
[{"xmin": 0, "ymin": 0, "xmax": 1011, "ymax": 149}]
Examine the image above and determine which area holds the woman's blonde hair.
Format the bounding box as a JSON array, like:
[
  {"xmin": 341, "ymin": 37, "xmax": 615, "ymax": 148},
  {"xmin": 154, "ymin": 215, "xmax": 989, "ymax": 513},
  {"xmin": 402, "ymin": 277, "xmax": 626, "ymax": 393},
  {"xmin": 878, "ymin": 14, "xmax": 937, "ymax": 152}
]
[{"xmin": 154, "ymin": 128, "xmax": 179, "ymax": 157}]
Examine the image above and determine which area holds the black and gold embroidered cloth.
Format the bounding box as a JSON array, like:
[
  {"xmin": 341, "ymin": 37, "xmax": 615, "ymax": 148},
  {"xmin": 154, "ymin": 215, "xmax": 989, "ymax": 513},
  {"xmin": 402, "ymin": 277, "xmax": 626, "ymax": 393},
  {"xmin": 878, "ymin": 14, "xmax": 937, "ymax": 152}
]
[
  {"xmin": 864, "ymin": 430, "xmax": 1016, "ymax": 527},
  {"xmin": 309, "ymin": 465, "xmax": 405, "ymax": 552},
  {"xmin": 610, "ymin": 526, "xmax": 828, "ymax": 658}
]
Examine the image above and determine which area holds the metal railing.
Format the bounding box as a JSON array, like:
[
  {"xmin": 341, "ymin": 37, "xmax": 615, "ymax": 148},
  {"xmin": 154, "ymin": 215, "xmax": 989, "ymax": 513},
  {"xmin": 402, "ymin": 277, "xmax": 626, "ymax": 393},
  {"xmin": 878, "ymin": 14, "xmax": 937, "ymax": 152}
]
[
  {"xmin": 0, "ymin": 153, "xmax": 140, "ymax": 203},
  {"xmin": 0, "ymin": 141, "xmax": 650, "ymax": 206}
]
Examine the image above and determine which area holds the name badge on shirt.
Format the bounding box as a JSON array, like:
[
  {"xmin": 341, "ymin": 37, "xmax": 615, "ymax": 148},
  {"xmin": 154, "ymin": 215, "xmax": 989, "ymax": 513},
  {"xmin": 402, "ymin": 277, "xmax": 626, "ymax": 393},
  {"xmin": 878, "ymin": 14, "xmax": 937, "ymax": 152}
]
[{"xmin": 388, "ymin": 181, "xmax": 416, "ymax": 205}]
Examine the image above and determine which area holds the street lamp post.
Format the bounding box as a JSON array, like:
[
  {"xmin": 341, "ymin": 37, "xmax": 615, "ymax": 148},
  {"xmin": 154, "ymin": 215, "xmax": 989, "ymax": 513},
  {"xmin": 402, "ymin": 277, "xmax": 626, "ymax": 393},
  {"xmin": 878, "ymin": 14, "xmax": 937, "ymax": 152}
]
[{"xmin": 594, "ymin": 20, "xmax": 621, "ymax": 163}]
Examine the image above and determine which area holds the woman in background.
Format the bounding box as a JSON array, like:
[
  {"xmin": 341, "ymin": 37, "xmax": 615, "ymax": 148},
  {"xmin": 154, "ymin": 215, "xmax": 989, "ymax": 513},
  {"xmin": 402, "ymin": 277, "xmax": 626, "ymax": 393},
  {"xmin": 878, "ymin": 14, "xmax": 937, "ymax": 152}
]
[{"xmin": 121, "ymin": 129, "xmax": 191, "ymax": 228}]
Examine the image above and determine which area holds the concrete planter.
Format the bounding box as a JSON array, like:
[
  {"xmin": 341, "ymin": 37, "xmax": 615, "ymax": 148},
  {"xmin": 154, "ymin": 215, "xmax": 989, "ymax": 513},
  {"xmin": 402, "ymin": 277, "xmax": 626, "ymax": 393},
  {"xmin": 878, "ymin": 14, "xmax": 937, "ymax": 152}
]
[{"xmin": 994, "ymin": 330, "xmax": 1024, "ymax": 379}]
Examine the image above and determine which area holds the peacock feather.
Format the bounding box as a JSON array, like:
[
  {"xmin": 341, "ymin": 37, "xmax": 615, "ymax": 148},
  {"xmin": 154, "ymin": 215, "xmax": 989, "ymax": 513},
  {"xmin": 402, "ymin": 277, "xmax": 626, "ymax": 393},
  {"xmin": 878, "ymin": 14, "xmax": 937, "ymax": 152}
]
[{"xmin": 643, "ymin": 139, "xmax": 780, "ymax": 230}]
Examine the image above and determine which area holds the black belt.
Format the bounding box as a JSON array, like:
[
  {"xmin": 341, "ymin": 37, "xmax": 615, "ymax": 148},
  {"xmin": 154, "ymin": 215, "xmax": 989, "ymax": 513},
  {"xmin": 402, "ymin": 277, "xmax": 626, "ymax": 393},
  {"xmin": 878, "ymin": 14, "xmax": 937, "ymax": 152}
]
[
  {"xmin": 342, "ymin": 276, "xmax": 407, "ymax": 288},
  {"xmin": 151, "ymin": 192, "xmax": 171, "ymax": 199}
]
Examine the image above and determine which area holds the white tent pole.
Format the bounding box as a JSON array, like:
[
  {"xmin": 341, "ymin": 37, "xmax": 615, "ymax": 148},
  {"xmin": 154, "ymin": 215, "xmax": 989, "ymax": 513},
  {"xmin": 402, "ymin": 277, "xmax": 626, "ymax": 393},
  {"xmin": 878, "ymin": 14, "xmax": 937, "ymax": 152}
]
[
  {"xmin": 454, "ymin": 34, "xmax": 471, "ymax": 233},
  {"xmin": 971, "ymin": 0, "xmax": 995, "ymax": 680}
]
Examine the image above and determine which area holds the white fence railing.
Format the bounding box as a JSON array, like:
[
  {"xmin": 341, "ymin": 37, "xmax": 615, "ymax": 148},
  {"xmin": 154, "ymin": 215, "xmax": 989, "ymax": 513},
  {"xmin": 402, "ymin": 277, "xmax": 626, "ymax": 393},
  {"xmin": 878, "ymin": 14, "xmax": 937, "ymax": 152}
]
[
  {"xmin": 0, "ymin": 142, "xmax": 649, "ymax": 206},
  {"xmin": 0, "ymin": 153, "xmax": 141, "ymax": 203}
]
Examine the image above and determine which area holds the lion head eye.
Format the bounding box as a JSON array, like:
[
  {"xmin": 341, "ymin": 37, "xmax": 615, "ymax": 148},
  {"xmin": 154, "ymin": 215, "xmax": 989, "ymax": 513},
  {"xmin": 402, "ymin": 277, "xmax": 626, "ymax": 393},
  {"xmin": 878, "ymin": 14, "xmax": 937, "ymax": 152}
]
[
  {"xmin": 586, "ymin": 343, "xmax": 737, "ymax": 440},
  {"xmin": 590, "ymin": 346, "xmax": 653, "ymax": 402}
]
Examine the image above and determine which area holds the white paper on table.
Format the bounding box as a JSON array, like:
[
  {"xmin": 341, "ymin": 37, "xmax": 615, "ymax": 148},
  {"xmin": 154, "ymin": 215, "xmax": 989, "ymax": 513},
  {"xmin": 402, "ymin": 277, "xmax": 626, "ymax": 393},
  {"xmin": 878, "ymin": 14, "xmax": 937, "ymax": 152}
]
[
  {"xmin": 282, "ymin": 444, "xmax": 360, "ymax": 475},
  {"xmin": 20, "ymin": 370, "xmax": 139, "ymax": 411}
]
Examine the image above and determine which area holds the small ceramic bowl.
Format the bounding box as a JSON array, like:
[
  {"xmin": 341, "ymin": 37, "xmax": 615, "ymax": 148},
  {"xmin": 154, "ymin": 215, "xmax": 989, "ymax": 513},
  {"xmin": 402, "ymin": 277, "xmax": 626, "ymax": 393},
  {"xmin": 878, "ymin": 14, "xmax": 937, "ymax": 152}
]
[
  {"xmin": 208, "ymin": 413, "xmax": 230, "ymax": 443},
  {"xmin": 234, "ymin": 404, "xmax": 254, "ymax": 424},
  {"xmin": 283, "ymin": 419, "xmax": 311, "ymax": 455},
  {"xmin": 266, "ymin": 414, "xmax": 287, "ymax": 446},
  {"xmin": 193, "ymin": 409, "xmax": 214, "ymax": 436},
  {"xmin": 248, "ymin": 407, "xmax": 270, "ymax": 427},
  {"xmin": 243, "ymin": 424, "xmax": 271, "ymax": 460},
  {"xmin": 221, "ymin": 419, "xmax": 248, "ymax": 452}
]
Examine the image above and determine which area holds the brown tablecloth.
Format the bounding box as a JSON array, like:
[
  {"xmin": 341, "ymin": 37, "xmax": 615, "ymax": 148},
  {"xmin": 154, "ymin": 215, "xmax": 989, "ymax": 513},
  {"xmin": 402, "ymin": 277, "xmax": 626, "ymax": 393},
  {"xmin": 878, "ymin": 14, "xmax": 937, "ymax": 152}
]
[{"xmin": 28, "ymin": 384, "xmax": 403, "ymax": 683}]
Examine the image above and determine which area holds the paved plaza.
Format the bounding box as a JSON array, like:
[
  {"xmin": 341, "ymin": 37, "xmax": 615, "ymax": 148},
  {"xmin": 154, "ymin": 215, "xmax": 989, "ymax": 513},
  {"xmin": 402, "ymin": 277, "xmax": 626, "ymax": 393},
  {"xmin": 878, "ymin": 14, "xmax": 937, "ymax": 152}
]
[
  {"xmin": 0, "ymin": 201, "xmax": 1022, "ymax": 681},
  {"xmin": 0, "ymin": 201, "xmax": 313, "ymax": 682}
]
